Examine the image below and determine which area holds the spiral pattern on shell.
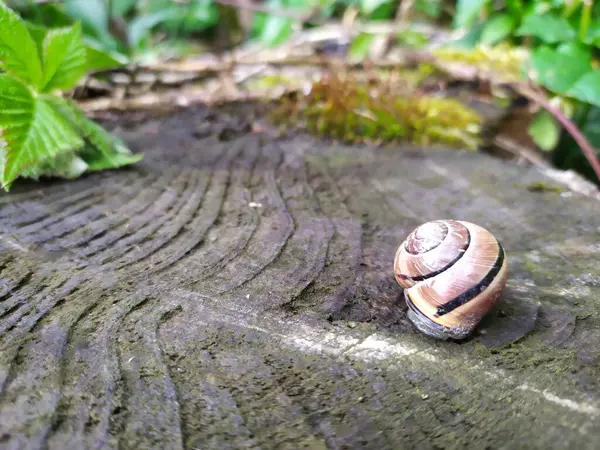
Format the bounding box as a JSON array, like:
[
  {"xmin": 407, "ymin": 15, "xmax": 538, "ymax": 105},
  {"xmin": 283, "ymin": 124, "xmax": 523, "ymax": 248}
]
[{"xmin": 394, "ymin": 220, "xmax": 508, "ymax": 340}]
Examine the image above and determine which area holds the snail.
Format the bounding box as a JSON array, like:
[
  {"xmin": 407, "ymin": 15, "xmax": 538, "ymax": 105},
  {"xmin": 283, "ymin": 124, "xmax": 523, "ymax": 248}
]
[{"xmin": 394, "ymin": 219, "xmax": 508, "ymax": 340}]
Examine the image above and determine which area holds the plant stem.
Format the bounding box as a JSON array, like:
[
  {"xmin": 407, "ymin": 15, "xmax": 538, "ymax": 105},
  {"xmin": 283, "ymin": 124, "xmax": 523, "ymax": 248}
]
[
  {"xmin": 579, "ymin": 0, "xmax": 592, "ymax": 41},
  {"xmin": 517, "ymin": 84, "xmax": 600, "ymax": 183}
]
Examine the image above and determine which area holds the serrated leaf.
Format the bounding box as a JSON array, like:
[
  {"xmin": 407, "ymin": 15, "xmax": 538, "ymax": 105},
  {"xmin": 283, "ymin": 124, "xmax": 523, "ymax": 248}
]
[
  {"xmin": 528, "ymin": 109, "xmax": 559, "ymax": 151},
  {"xmin": 567, "ymin": 71, "xmax": 600, "ymax": 107},
  {"xmin": 73, "ymin": 108, "xmax": 142, "ymax": 170},
  {"xmin": 41, "ymin": 23, "xmax": 88, "ymax": 92},
  {"xmin": 481, "ymin": 13, "xmax": 516, "ymax": 44},
  {"xmin": 25, "ymin": 22, "xmax": 48, "ymax": 57},
  {"xmin": 80, "ymin": 143, "xmax": 143, "ymax": 172},
  {"xmin": 0, "ymin": 74, "xmax": 84, "ymax": 189},
  {"xmin": 515, "ymin": 13, "xmax": 575, "ymax": 43},
  {"xmin": 20, "ymin": 151, "xmax": 88, "ymax": 180},
  {"xmin": 531, "ymin": 44, "xmax": 592, "ymax": 94},
  {"xmin": 24, "ymin": 4, "xmax": 74, "ymax": 28},
  {"xmin": 0, "ymin": 2, "xmax": 43, "ymax": 86},
  {"xmin": 44, "ymin": 96, "xmax": 142, "ymax": 171},
  {"xmin": 453, "ymin": 0, "xmax": 491, "ymax": 29}
]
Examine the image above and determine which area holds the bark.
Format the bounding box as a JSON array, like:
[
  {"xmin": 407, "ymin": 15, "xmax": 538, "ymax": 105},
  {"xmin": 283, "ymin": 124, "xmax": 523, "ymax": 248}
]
[{"xmin": 1, "ymin": 104, "xmax": 600, "ymax": 450}]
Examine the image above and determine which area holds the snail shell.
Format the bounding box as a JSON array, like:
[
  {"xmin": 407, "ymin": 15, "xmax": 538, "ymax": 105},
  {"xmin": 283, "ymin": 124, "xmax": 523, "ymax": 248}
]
[{"xmin": 394, "ymin": 219, "xmax": 508, "ymax": 340}]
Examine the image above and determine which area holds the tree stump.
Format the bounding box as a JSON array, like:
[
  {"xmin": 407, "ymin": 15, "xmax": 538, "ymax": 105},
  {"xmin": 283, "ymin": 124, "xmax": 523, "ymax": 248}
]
[{"xmin": 1, "ymin": 104, "xmax": 600, "ymax": 450}]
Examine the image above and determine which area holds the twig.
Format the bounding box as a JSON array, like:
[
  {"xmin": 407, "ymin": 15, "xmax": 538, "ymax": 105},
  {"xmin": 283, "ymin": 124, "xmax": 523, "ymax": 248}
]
[
  {"xmin": 425, "ymin": 51, "xmax": 600, "ymax": 184},
  {"xmin": 396, "ymin": 0, "xmax": 416, "ymax": 25},
  {"xmin": 493, "ymin": 136, "xmax": 552, "ymax": 169},
  {"xmin": 515, "ymin": 83, "xmax": 600, "ymax": 183}
]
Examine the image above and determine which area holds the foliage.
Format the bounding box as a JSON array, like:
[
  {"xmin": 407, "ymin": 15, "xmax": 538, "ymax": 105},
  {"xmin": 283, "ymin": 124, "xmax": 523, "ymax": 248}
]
[
  {"xmin": 5, "ymin": 0, "xmax": 600, "ymax": 185},
  {"xmin": 5, "ymin": 0, "xmax": 220, "ymax": 65},
  {"xmin": 552, "ymin": 103, "xmax": 600, "ymax": 183},
  {"xmin": 5, "ymin": 0, "xmax": 445, "ymax": 61},
  {"xmin": 450, "ymin": 0, "xmax": 600, "ymax": 182},
  {"xmin": 0, "ymin": 3, "xmax": 141, "ymax": 191},
  {"xmin": 270, "ymin": 71, "xmax": 482, "ymax": 150}
]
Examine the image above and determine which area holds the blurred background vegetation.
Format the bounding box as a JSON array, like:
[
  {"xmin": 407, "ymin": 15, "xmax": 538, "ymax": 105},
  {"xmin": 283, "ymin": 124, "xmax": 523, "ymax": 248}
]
[{"xmin": 3, "ymin": 0, "xmax": 600, "ymax": 187}]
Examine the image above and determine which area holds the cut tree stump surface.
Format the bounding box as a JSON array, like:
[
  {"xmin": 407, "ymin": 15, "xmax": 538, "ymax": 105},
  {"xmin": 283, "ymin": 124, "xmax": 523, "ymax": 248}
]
[{"xmin": 1, "ymin": 104, "xmax": 600, "ymax": 450}]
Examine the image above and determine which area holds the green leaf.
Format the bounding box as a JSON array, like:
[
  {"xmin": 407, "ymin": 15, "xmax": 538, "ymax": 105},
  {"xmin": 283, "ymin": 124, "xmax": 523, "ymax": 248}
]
[
  {"xmin": 415, "ymin": 0, "xmax": 442, "ymax": 18},
  {"xmin": 480, "ymin": 13, "xmax": 516, "ymax": 44},
  {"xmin": 397, "ymin": 30, "xmax": 429, "ymax": 48},
  {"xmin": 446, "ymin": 21, "xmax": 486, "ymax": 48},
  {"xmin": 63, "ymin": 0, "xmax": 121, "ymax": 53},
  {"xmin": 583, "ymin": 19, "xmax": 600, "ymax": 45},
  {"xmin": 528, "ymin": 109, "xmax": 559, "ymax": 151},
  {"xmin": 44, "ymin": 96, "xmax": 142, "ymax": 171},
  {"xmin": 25, "ymin": 22, "xmax": 49, "ymax": 57},
  {"xmin": 349, "ymin": 33, "xmax": 375, "ymax": 60},
  {"xmin": 531, "ymin": 43, "xmax": 592, "ymax": 94},
  {"xmin": 256, "ymin": 15, "xmax": 294, "ymax": 47},
  {"xmin": 0, "ymin": 2, "xmax": 43, "ymax": 86},
  {"xmin": 453, "ymin": 0, "xmax": 491, "ymax": 29},
  {"xmin": 128, "ymin": 9, "xmax": 179, "ymax": 49},
  {"xmin": 0, "ymin": 74, "xmax": 84, "ymax": 189},
  {"xmin": 552, "ymin": 104, "xmax": 600, "ymax": 183},
  {"xmin": 20, "ymin": 4, "xmax": 74, "ymax": 29},
  {"xmin": 250, "ymin": 0, "xmax": 316, "ymax": 46},
  {"xmin": 318, "ymin": 0, "xmax": 337, "ymax": 17},
  {"xmin": 41, "ymin": 23, "xmax": 88, "ymax": 92},
  {"xmin": 136, "ymin": 0, "xmax": 218, "ymax": 35},
  {"xmin": 79, "ymin": 141, "xmax": 143, "ymax": 172},
  {"xmin": 175, "ymin": 0, "xmax": 219, "ymax": 32},
  {"xmin": 360, "ymin": 0, "xmax": 388, "ymax": 15},
  {"xmin": 20, "ymin": 151, "xmax": 88, "ymax": 180},
  {"xmin": 86, "ymin": 44, "xmax": 128, "ymax": 71},
  {"xmin": 64, "ymin": 0, "xmax": 108, "ymax": 38},
  {"xmin": 359, "ymin": 0, "xmax": 395, "ymax": 18},
  {"xmin": 515, "ymin": 13, "xmax": 576, "ymax": 43},
  {"xmin": 110, "ymin": 0, "xmax": 138, "ymax": 17},
  {"xmin": 567, "ymin": 71, "xmax": 600, "ymax": 107}
]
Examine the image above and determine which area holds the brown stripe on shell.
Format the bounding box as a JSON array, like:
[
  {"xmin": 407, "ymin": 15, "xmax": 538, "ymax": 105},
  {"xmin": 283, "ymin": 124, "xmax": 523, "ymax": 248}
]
[
  {"xmin": 403, "ymin": 221, "xmax": 505, "ymax": 330},
  {"xmin": 394, "ymin": 220, "xmax": 470, "ymax": 288}
]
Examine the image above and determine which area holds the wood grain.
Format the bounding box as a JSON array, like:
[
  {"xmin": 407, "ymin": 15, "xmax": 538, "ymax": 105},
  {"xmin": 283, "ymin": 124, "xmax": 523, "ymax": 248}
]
[{"xmin": 1, "ymin": 104, "xmax": 600, "ymax": 449}]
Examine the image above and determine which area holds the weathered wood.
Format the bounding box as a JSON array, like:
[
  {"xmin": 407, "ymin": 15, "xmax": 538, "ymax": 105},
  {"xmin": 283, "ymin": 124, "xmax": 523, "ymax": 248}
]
[{"xmin": 1, "ymin": 104, "xmax": 600, "ymax": 450}]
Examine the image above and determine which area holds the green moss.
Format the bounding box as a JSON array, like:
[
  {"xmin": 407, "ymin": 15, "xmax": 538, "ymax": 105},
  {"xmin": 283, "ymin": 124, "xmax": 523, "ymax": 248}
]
[
  {"xmin": 432, "ymin": 43, "xmax": 529, "ymax": 83},
  {"xmin": 270, "ymin": 70, "xmax": 483, "ymax": 150},
  {"xmin": 470, "ymin": 334, "xmax": 578, "ymax": 375},
  {"xmin": 524, "ymin": 181, "xmax": 565, "ymax": 193}
]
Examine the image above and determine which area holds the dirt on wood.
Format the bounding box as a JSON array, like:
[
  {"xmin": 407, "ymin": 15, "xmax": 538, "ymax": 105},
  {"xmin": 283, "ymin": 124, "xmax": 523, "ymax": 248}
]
[{"xmin": 1, "ymin": 102, "xmax": 599, "ymax": 450}]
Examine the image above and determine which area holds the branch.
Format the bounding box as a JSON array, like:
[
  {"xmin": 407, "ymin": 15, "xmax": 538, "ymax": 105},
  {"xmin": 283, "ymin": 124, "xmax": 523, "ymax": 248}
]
[{"xmin": 515, "ymin": 83, "xmax": 600, "ymax": 183}]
